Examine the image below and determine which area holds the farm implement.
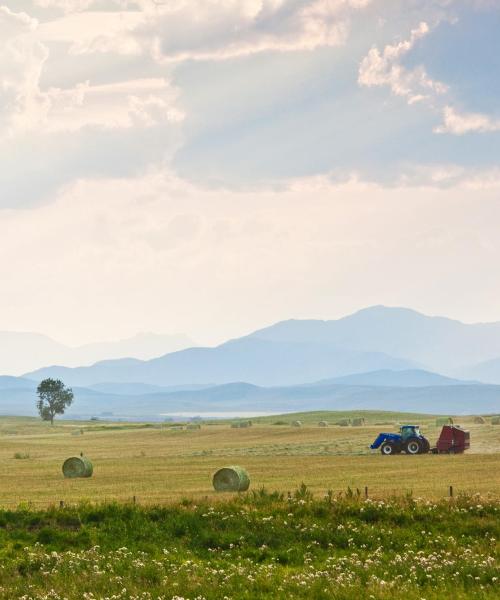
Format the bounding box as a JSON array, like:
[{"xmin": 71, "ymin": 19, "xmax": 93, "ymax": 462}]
[{"xmin": 370, "ymin": 424, "xmax": 470, "ymax": 455}]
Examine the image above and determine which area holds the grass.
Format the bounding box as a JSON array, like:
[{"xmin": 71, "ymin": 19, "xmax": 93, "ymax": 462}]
[
  {"xmin": 0, "ymin": 490, "xmax": 497, "ymax": 599},
  {"xmin": 0, "ymin": 413, "xmax": 498, "ymax": 598},
  {"xmin": 0, "ymin": 413, "xmax": 498, "ymax": 506}
]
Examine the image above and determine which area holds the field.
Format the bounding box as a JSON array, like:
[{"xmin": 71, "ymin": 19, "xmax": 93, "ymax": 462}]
[
  {"xmin": 0, "ymin": 412, "xmax": 499, "ymax": 506},
  {"xmin": 0, "ymin": 412, "xmax": 498, "ymax": 599}
]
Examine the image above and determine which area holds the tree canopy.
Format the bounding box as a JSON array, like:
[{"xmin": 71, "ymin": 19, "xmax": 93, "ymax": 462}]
[{"xmin": 36, "ymin": 378, "xmax": 74, "ymax": 425}]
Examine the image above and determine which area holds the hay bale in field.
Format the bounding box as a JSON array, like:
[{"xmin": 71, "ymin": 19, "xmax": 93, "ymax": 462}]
[
  {"xmin": 435, "ymin": 417, "xmax": 453, "ymax": 426},
  {"xmin": 291, "ymin": 420, "xmax": 302, "ymax": 428},
  {"xmin": 318, "ymin": 420, "xmax": 328, "ymax": 427},
  {"xmin": 231, "ymin": 421, "xmax": 251, "ymax": 429},
  {"xmin": 71, "ymin": 429, "xmax": 84, "ymax": 436},
  {"xmin": 213, "ymin": 466, "xmax": 250, "ymax": 492},
  {"xmin": 473, "ymin": 416, "xmax": 486, "ymax": 424},
  {"xmin": 491, "ymin": 416, "xmax": 500, "ymax": 425},
  {"xmin": 186, "ymin": 423, "xmax": 201, "ymax": 430},
  {"xmin": 352, "ymin": 417, "xmax": 365, "ymax": 427},
  {"xmin": 62, "ymin": 455, "xmax": 93, "ymax": 478},
  {"xmin": 337, "ymin": 419, "xmax": 351, "ymax": 427}
]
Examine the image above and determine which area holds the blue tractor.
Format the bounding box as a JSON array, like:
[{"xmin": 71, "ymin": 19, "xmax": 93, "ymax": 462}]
[{"xmin": 370, "ymin": 425, "xmax": 430, "ymax": 455}]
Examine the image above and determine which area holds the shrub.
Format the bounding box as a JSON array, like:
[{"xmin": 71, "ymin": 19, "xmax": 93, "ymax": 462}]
[{"xmin": 13, "ymin": 452, "xmax": 30, "ymax": 460}]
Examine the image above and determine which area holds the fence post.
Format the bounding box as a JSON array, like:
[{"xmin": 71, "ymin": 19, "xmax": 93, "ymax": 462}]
[
  {"xmin": 449, "ymin": 485, "xmax": 453, "ymax": 498},
  {"xmin": 133, "ymin": 495, "xmax": 136, "ymax": 505},
  {"xmin": 364, "ymin": 486, "xmax": 368, "ymax": 499},
  {"xmin": 59, "ymin": 500, "xmax": 64, "ymax": 509}
]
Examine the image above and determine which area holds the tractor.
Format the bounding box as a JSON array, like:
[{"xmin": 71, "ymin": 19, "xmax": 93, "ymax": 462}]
[
  {"xmin": 370, "ymin": 424, "xmax": 430, "ymax": 455},
  {"xmin": 370, "ymin": 424, "xmax": 470, "ymax": 455}
]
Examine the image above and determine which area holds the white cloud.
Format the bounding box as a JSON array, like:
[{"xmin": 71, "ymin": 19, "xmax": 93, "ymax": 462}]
[
  {"xmin": 358, "ymin": 21, "xmax": 448, "ymax": 104},
  {"xmin": 0, "ymin": 6, "xmax": 50, "ymax": 135},
  {"xmin": 0, "ymin": 7, "xmax": 183, "ymax": 136},
  {"xmin": 434, "ymin": 105, "xmax": 500, "ymax": 135},
  {"xmin": 30, "ymin": 0, "xmax": 373, "ymax": 61},
  {"xmin": 27, "ymin": 78, "xmax": 184, "ymax": 134},
  {"xmin": 38, "ymin": 11, "xmax": 145, "ymax": 55}
]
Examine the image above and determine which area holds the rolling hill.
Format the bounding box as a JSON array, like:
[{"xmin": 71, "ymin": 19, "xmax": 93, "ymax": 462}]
[{"xmin": 0, "ymin": 379, "xmax": 497, "ymax": 419}]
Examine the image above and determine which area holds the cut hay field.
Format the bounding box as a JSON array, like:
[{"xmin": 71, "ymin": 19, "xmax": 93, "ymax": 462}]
[{"xmin": 0, "ymin": 412, "xmax": 499, "ymax": 506}]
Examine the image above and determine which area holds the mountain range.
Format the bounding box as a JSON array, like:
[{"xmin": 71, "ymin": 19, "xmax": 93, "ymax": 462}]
[
  {"xmin": 1, "ymin": 306, "xmax": 500, "ymax": 417},
  {"xmin": 0, "ymin": 369, "xmax": 498, "ymax": 418},
  {"xmin": 24, "ymin": 306, "xmax": 500, "ymax": 387},
  {"xmin": 0, "ymin": 332, "xmax": 195, "ymax": 376}
]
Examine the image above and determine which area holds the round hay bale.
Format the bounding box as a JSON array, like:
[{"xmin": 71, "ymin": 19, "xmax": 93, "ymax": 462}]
[
  {"xmin": 337, "ymin": 419, "xmax": 351, "ymax": 427},
  {"xmin": 291, "ymin": 420, "xmax": 302, "ymax": 428},
  {"xmin": 352, "ymin": 417, "xmax": 365, "ymax": 427},
  {"xmin": 62, "ymin": 456, "xmax": 93, "ymax": 478},
  {"xmin": 473, "ymin": 416, "xmax": 486, "ymax": 424},
  {"xmin": 318, "ymin": 420, "xmax": 329, "ymax": 427},
  {"xmin": 187, "ymin": 423, "xmax": 201, "ymax": 430},
  {"xmin": 213, "ymin": 466, "xmax": 250, "ymax": 492},
  {"xmin": 491, "ymin": 416, "xmax": 500, "ymax": 425}
]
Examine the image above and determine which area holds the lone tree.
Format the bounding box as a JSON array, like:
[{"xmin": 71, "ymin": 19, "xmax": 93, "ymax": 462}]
[{"xmin": 36, "ymin": 378, "xmax": 74, "ymax": 425}]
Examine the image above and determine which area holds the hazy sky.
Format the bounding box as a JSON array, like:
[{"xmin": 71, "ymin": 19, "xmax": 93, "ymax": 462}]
[{"xmin": 1, "ymin": 0, "xmax": 500, "ymax": 346}]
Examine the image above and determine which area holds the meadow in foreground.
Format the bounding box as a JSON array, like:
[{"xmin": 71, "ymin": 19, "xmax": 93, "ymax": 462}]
[{"xmin": 0, "ymin": 488, "xmax": 498, "ymax": 600}]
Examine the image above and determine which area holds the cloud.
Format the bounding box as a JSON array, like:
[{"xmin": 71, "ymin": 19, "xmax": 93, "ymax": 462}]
[
  {"xmin": 130, "ymin": 0, "xmax": 372, "ymax": 62},
  {"xmin": 434, "ymin": 105, "xmax": 500, "ymax": 135},
  {"xmin": 22, "ymin": 78, "xmax": 184, "ymax": 134},
  {"xmin": 30, "ymin": 1, "xmax": 373, "ymax": 60},
  {"xmin": 0, "ymin": 6, "xmax": 183, "ymax": 137},
  {"xmin": 358, "ymin": 21, "xmax": 448, "ymax": 104},
  {"xmin": 0, "ymin": 6, "xmax": 50, "ymax": 134}
]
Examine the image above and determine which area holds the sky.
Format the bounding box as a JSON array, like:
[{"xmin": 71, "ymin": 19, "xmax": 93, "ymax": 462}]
[{"xmin": 0, "ymin": 0, "xmax": 500, "ymax": 347}]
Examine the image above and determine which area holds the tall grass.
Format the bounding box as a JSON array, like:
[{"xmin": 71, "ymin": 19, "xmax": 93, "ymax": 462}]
[{"xmin": 0, "ymin": 488, "xmax": 497, "ymax": 599}]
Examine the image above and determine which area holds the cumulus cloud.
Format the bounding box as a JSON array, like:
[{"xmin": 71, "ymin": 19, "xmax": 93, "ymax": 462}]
[
  {"xmin": 130, "ymin": 0, "xmax": 371, "ymax": 62},
  {"xmin": 434, "ymin": 105, "xmax": 500, "ymax": 135},
  {"xmin": 358, "ymin": 21, "xmax": 448, "ymax": 104},
  {"xmin": 22, "ymin": 78, "xmax": 184, "ymax": 134},
  {"xmin": 0, "ymin": 6, "xmax": 183, "ymax": 137},
  {"xmin": 0, "ymin": 6, "xmax": 49, "ymax": 135}
]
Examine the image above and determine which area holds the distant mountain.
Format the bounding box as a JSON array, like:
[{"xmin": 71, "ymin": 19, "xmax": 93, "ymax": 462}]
[
  {"xmin": 458, "ymin": 358, "xmax": 500, "ymax": 385},
  {"xmin": 88, "ymin": 382, "xmax": 213, "ymax": 396},
  {"xmin": 0, "ymin": 375, "xmax": 37, "ymax": 390},
  {"xmin": 25, "ymin": 337, "xmax": 416, "ymax": 387},
  {"xmin": 0, "ymin": 379, "xmax": 497, "ymax": 418},
  {"xmin": 0, "ymin": 331, "xmax": 195, "ymax": 375},
  {"xmin": 248, "ymin": 306, "xmax": 500, "ymax": 373},
  {"xmin": 316, "ymin": 369, "xmax": 475, "ymax": 388}
]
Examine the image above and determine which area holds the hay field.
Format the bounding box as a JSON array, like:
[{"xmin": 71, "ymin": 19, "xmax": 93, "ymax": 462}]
[{"xmin": 0, "ymin": 413, "xmax": 498, "ymax": 506}]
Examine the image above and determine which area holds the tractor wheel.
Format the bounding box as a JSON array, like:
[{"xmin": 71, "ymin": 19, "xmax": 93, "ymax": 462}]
[
  {"xmin": 380, "ymin": 442, "xmax": 396, "ymax": 455},
  {"xmin": 419, "ymin": 438, "xmax": 430, "ymax": 454},
  {"xmin": 404, "ymin": 439, "xmax": 422, "ymax": 455}
]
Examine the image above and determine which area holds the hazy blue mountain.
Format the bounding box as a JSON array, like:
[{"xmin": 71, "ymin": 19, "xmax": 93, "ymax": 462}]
[
  {"xmin": 0, "ymin": 331, "xmax": 195, "ymax": 376},
  {"xmin": 458, "ymin": 358, "xmax": 500, "ymax": 385},
  {"xmin": 315, "ymin": 369, "xmax": 475, "ymax": 388},
  {"xmin": 0, "ymin": 376, "xmax": 37, "ymax": 390},
  {"xmin": 88, "ymin": 382, "xmax": 213, "ymax": 395},
  {"xmin": 25, "ymin": 337, "xmax": 416, "ymax": 387},
  {"xmin": 248, "ymin": 306, "xmax": 500, "ymax": 373},
  {"xmin": 1, "ymin": 380, "xmax": 497, "ymax": 419}
]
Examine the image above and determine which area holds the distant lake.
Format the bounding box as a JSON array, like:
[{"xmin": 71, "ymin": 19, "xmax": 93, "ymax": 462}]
[{"xmin": 161, "ymin": 411, "xmax": 282, "ymax": 418}]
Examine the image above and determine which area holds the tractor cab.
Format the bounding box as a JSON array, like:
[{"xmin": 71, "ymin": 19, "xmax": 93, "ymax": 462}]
[{"xmin": 400, "ymin": 425, "xmax": 421, "ymax": 439}]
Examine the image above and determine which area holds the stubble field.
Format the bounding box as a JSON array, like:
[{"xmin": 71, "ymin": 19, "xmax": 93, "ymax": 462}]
[{"xmin": 0, "ymin": 412, "xmax": 498, "ymax": 506}]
